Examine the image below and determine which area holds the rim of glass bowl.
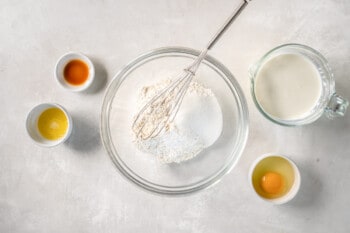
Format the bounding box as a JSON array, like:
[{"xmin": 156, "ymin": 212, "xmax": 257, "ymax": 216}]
[
  {"xmin": 100, "ymin": 47, "xmax": 249, "ymax": 196},
  {"xmin": 249, "ymin": 43, "xmax": 334, "ymax": 126}
]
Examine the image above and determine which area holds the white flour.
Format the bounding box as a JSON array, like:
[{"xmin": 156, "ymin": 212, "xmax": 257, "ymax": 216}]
[{"xmin": 134, "ymin": 80, "xmax": 223, "ymax": 163}]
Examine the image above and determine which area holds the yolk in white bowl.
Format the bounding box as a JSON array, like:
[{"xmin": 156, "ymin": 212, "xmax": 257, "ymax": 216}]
[{"xmin": 252, "ymin": 156, "xmax": 295, "ymax": 199}]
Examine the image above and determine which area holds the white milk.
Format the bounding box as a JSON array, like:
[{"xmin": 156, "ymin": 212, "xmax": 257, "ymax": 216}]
[{"xmin": 254, "ymin": 53, "xmax": 322, "ymax": 120}]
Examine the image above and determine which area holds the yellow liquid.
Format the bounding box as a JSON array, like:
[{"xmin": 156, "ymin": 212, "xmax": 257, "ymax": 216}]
[
  {"xmin": 252, "ymin": 156, "xmax": 295, "ymax": 199},
  {"xmin": 37, "ymin": 108, "xmax": 68, "ymax": 140}
]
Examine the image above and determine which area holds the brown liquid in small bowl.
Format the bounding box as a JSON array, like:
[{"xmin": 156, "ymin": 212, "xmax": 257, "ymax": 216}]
[{"xmin": 64, "ymin": 59, "xmax": 89, "ymax": 85}]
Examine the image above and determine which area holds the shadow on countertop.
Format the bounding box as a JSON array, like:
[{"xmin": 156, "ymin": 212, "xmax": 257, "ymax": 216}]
[
  {"xmin": 83, "ymin": 57, "xmax": 108, "ymax": 94},
  {"xmin": 64, "ymin": 114, "xmax": 102, "ymax": 154},
  {"xmin": 286, "ymin": 163, "xmax": 323, "ymax": 208},
  {"xmin": 62, "ymin": 57, "xmax": 107, "ymax": 154}
]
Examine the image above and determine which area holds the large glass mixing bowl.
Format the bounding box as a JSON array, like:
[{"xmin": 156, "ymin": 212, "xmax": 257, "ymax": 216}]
[{"xmin": 101, "ymin": 47, "xmax": 249, "ymax": 195}]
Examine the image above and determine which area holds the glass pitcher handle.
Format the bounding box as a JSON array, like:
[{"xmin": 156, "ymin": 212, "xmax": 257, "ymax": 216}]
[
  {"xmin": 248, "ymin": 63, "xmax": 259, "ymax": 82},
  {"xmin": 325, "ymin": 93, "xmax": 349, "ymax": 119}
]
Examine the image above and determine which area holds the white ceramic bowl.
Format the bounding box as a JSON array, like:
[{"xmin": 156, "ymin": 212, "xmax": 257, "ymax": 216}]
[
  {"xmin": 55, "ymin": 52, "xmax": 95, "ymax": 92},
  {"xmin": 249, "ymin": 153, "xmax": 301, "ymax": 204},
  {"xmin": 26, "ymin": 103, "xmax": 73, "ymax": 147}
]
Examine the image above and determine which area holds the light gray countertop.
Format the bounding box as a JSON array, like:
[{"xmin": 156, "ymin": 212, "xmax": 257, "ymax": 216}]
[{"xmin": 1, "ymin": 0, "xmax": 350, "ymax": 232}]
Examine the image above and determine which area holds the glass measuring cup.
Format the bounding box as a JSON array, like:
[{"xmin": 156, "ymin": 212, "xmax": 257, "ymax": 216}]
[{"xmin": 249, "ymin": 43, "xmax": 348, "ymax": 126}]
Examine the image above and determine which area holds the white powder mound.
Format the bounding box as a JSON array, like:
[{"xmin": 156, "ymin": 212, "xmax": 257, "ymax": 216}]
[
  {"xmin": 134, "ymin": 80, "xmax": 223, "ymax": 164},
  {"xmin": 136, "ymin": 125, "xmax": 204, "ymax": 163}
]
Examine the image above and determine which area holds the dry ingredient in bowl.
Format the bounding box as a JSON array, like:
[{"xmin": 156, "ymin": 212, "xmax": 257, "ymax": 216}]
[{"xmin": 133, "ymin": 80, "xmax": 223, "ymax": 163}]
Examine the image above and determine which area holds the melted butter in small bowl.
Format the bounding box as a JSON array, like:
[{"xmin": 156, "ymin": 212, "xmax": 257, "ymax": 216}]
[{"xmin": 26, "ymin": 103, "xmax": 73, "ymax": 147}]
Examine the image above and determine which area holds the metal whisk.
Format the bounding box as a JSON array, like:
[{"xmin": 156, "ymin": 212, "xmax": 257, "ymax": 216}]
[{"xmin": 133, "ymin": 0, "xmax": 250, "ymax": 140}]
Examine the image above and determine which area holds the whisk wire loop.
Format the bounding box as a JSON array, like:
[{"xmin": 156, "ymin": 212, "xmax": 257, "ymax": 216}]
[{"xmin": 132, "ymin": 0, "xmax": 250, "ymax": 140}]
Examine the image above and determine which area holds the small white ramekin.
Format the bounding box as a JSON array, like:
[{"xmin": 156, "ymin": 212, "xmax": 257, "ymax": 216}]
[
  {"xmin": 249, "ymin": 153, "xmax": 301, "ymax": 205},
  {"xmin": 26, "ymin": 103, "xmax": 73, "ymax": 147},
  {"xmin": 54, "ymin": 52, "xmax": 95, "ymax": 92}
]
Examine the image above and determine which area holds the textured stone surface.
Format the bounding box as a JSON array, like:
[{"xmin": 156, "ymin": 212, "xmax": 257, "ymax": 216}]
[{"xmin": 1, "ymin": 0, "xmax": 350, "ymax": 232}]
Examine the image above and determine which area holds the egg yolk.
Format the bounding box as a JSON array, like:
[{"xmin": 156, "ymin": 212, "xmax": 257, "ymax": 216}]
[
  {"xmin": 260, "ymin": 172, "xmax": 284, "ymax": 194},
  {"xmin": 37, "ymin": 108, "xmax": 68, "ymax": 140}
]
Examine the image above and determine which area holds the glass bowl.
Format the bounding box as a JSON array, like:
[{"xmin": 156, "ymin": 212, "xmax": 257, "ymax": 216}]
[{"xmin": 101, "ymin": 47, "xmax": 249, "ymax": 195}]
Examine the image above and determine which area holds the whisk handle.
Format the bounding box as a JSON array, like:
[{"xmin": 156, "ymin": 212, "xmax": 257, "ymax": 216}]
[{"xmin": 206, "ymin": 0, "xmax": 250, "ymax": 50}]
